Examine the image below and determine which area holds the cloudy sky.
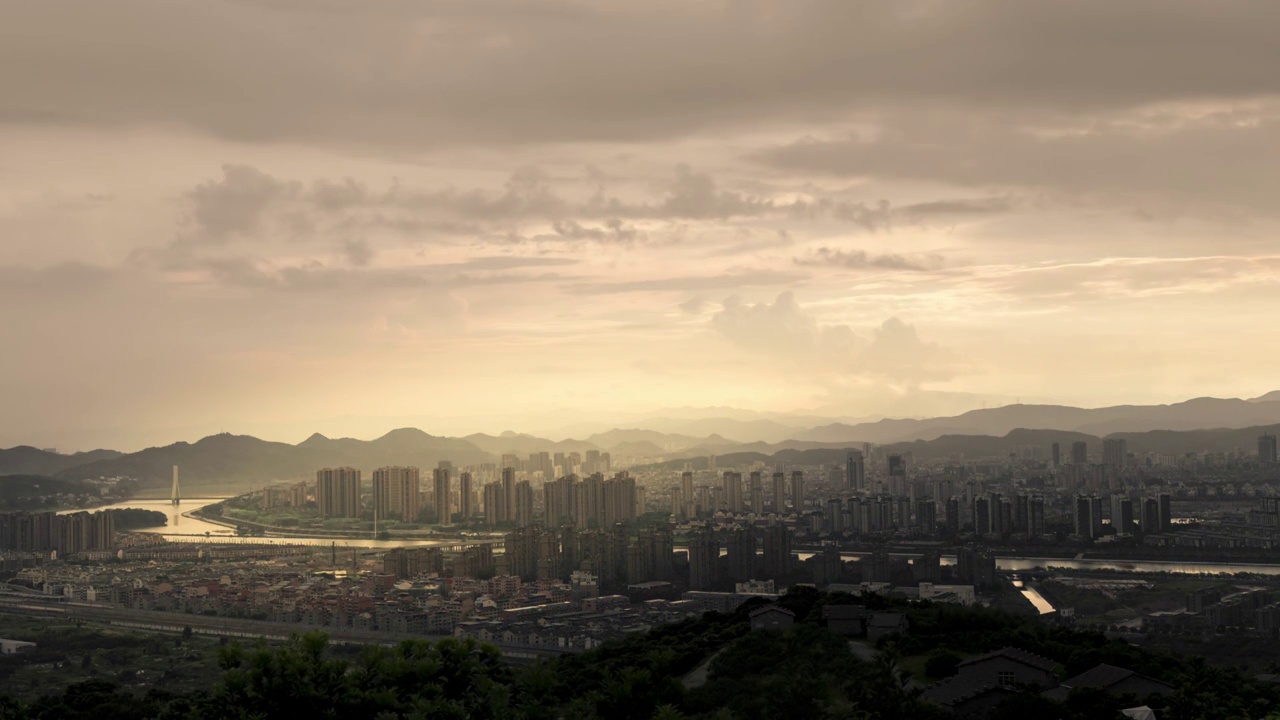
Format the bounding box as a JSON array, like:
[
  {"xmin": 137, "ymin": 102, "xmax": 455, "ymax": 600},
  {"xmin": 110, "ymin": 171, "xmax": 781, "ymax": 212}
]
[{"xmin": 4, "ymin": 1, "xmax": 1279, "ymax": 450}]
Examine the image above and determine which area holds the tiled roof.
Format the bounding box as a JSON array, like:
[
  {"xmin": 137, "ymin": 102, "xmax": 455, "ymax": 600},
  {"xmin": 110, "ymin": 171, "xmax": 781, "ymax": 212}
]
[
  {"xmin": 749, "ymin": 604, "xmax": 795, "ymax": 618},
  {"xmin": 958, "ymin": 646, "xmax": 1058, "ymax": 673},
  {"xmin": 1059, "ymin": 663, "xmax": 1173, "ymax": 694},
  {"xmin": 922, "ymin": 676, "xmax": 1018, "ymax": 706}
]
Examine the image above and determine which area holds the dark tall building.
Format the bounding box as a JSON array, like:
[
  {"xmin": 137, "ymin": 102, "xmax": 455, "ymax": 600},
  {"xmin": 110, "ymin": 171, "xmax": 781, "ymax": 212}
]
[
  {"xmin": 1051, "ymin": 442, "xmax": 1061, "ymax": 468},
  {"xmin": 1071, "ymin": 441, "xmax": 1089, "ymax": 465},
  {"xmin": 748, "ymin": 471, "xmax": 764, "ymax": 514},
  {"xmin": 955, "ymin": 549, "xmax": 996, "ymax": 588},
  {"xmin": 432, "ymin": 467, "xmax": 452, "ymax": 526},
  {"xmin": 1111, "ymin": 494, "xmax": 1134, "ymax": 534},
  {"xmin": 1075, "ymin": 495, "xmax": 1104, "ymax": 539},
  {"xmin": 826, "ymin": 498, "xmax": 845, "ymax": 533},
  {"xmin": 543, "ymin": 476, "xmax": 575, "ymax": 526},
  {"xmin": 687, "ymin": 528, "xmax": 719, "ymax": 590},
  {"xmin": 501, "ymin": 467, "xmax": 517, "ymax": 523},
  {"xmin": 514, "ymin": 480, "xmax": 535, "ymax": 527},
  {"xmin": 772, "ymin": 472, "xmax": 787, "ymax": 513},
  {"xmin": 1029, "ymin": 495, "xmax": 1045, "ymax": 536},
  {"xmin": 945, "ymin": 497, "xmax": 961, "ymax": 535},
  {"xmin": 483, "ymin": 481, "xmax": 504, "ymax": 526},
  {"xmin": 628, "ymin": 528, "xmax": 673, "ymax": 583},
  {"xmin": 915, "ymin": 498, "xmax": 937, "ymax": 534},
  {"xmin": 863, "ymin": 551, "xmax": 892, "ymax": 583},
  {"xmin": 504, "ymin": 525, "xmax": 541, "ymax": 580},
  {"xmin": 913, "ymin": 552, "xmax": 941, "ymax": 583},
  {"xmin": 724, "ymin": 527, "xmax": 757, "ymax": 582},
  {"xmin": 1159, "ymin": 493, "xmax": 1172, "ymax": 533},
  {"xmin": 1142, "ymin": 497, "xmax": 1161, "ymax": 533},
  {"xmin": 1103, "ymin": 438, "xmax": 1128, "ymax": 469},
  {"xmin": 888, "ymin": 454, "xmax": 906, "ymax": 478},
  {"xmin": 809, "ymin": 547, "xmax": 842, "ymax": 587},
  {"xmin": 722, "ymin": 471, "xmax": 744, "ymax": 514},
  {"xmin": 791, "ymin": 471, "xmax": 805, "ymax": 512},
  {"xmin": 1014, "ymin": 494, "xmax": 1029, "ymax": 533},
  {"xmin": 973, "ymin": 496, "xmax": 991, "ymax": 538},
  {"xmin": 762, "ymin": 523, "xmax": 791, "ymax": 579},
  {"xmin": 1260, "ymin": 434, "xmax": 1279, "ymax": 465},
  {"xmin": 846, "ymin": 450, "xmax": 865, "ymax": 491},
  {"xmin": 458, "ymin": 471, "xmax": 474, "ymax": 521}
]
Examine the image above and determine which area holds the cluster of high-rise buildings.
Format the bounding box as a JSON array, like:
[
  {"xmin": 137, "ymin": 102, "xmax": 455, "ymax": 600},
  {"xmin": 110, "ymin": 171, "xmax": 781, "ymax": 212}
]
[
  {"xmin": 0, "ymin": 509, "xmax": 116, "ymax": 555},
  {"xmin": 500, "ymin": 523, "xmax": 671, "ymax": 588},
  {"xmin": 1073, "ymin": 492, "xmax": 1172, "ymax": 539},
  {"xmin": 501, "ymin": 450, "xmax": 612, "ymax": 478},
  {"xmin": 261, "ymin": 481, "xmax": 308, "ymax": 511},
  {"xmin": 671, "ymin": 469, "xmax": 805, "ymax": 518},
  {"xmin": 309, "ymin": 463, "xmax": 640, "ymax": 530}
]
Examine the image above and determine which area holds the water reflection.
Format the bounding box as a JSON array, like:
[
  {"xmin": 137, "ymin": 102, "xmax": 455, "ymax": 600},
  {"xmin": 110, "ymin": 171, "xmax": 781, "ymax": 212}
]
[
  {"xmin": 791, "ymin": 551, "xmax": 1280, "ymax": 577},
  {"xmin": 1011, "ymin": 579, "xmax": 1056, "ymax": 614},
  {"xmin": 63, "ymin": 498, "xmax": 497, "ymax": 549}
]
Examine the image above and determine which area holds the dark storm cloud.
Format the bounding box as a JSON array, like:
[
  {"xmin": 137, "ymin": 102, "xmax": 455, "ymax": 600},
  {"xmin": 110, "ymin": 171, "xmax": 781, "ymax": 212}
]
[{"xmin": 5, "ymin": 1, "xmax": 1278, "ymax": 149}]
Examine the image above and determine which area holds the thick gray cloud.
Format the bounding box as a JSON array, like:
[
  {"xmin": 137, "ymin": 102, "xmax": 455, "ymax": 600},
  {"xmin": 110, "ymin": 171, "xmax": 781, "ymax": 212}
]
[
  {"xmin": 756, "ymin": 108, "xmax": 1280, "ymax": 213},
  {"xmin": 4, "ymin": 1, "xmax": 1279, "ymax": 149}
]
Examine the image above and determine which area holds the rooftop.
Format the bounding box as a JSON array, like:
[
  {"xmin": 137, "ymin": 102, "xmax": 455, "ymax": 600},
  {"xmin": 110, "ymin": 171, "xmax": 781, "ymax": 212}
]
[{"xmin": 958, "ymin": 646, "xmax": 1058, "ymax": 673}]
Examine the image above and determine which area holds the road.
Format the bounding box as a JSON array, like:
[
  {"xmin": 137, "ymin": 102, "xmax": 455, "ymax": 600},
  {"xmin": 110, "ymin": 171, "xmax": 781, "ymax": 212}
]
[{"xmin": 0, "ymin": 594, "xmax": 565, "ymax": 664}]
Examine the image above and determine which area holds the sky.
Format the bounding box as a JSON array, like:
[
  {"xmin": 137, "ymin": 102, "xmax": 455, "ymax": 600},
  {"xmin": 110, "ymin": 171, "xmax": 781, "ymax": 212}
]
[{"xmin": 4, "ymin": 1, "xmax": 1280, "ymax": 451}]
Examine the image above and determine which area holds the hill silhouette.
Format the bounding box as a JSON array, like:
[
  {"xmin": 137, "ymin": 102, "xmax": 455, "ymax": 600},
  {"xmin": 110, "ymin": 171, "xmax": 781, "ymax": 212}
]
[{"xmin": 47, "ymin": 430, "xmax": 493, "ymax": 492}]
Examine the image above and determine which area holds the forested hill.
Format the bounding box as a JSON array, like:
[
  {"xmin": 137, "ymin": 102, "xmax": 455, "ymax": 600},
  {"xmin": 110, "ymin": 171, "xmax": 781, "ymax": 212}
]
[
  {"xmin": 4, "ymin": 589, "xmax": 1277, "ymax": 719},
  {"xmin": 638, "ymin": 423, "xmax": 1280, "ymax": 470}
]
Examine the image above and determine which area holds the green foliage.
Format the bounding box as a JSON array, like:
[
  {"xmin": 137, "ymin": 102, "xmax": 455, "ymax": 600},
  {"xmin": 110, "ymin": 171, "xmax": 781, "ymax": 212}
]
[
  {"xmin": 1, "ymin": 592, "xmax": 1278, "ymax": 719},
  {"xmin": 923, "ymin": 648, "xmax": 962, "ymax": 679},
  {"xmin": 107, "ymin": 508, "xmax": 167, "ymax": 531}
]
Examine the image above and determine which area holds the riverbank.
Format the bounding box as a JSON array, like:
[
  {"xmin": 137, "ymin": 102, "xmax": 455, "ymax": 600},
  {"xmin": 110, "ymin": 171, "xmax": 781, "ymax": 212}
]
[{"xmin": 191, "ymin": 502, "xmax": 504, "ymax": 545}]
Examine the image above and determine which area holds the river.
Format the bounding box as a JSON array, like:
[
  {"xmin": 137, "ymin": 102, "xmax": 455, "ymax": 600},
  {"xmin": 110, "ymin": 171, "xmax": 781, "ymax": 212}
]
[
  {"xmin": 67, "ymin": 498, "xmax": 499, "ymax": 550},
  {"xmin": 787, "ymin": 550, "xmax": 1280, "ymax": 578},
  {"xmin": 78, "ymin": 500, "xmax": 1280, "ymax": 574}
]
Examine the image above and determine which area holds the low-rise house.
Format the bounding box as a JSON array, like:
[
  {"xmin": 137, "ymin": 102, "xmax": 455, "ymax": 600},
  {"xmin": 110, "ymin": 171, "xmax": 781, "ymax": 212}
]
[
  {"xmin": 953, "ymin": 646, "xmax": 1059, "ymax": 688},
  {"xmin": 867, "ymin": 613, "xmax": 909, "ymax": 641},
  {"xmin": 748, "ymin": 604, "xmax": 795, "ymax": 631},
  {"xmin": 1043, "ymin": 664, "xmax": 1175, "ymax": 703},
  {"xmin": 0, "ymin": 639, "xmax": 36, "ymax": 655},
  {"xmin": 823, "ymin": 604, "xmax": 869, "ymax": 636},
  {"xmin": 922, "ymin": 676, "xmax": 1021, "ymax": 718}
]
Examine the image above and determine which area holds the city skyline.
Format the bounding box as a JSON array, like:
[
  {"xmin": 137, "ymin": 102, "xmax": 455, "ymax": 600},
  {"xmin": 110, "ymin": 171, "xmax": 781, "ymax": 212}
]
[{"xmin": 6, "ymin": 1, "xmax": 1280, "ymax": 451}]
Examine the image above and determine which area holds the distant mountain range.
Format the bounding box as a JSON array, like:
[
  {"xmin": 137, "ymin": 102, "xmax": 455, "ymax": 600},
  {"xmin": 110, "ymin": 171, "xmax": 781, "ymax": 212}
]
[
  {"xmin": 0, "ymin": 447, "xmax": 123, "ymax": 476},
  {"xmin": 639, "ymin": 424, "xmax": 1280, "ymax": 472},
  {"xmin": 3, "ymin": 393, "xmax": 1279, "ymax": 492},
  {"xmin": 790, "ymin": 396, "xmax": 1280, "ymax": 445}
]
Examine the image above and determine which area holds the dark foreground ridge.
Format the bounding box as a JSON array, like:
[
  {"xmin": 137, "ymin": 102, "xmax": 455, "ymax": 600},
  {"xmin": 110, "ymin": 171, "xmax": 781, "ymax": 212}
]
[{"xmin": 2, "ymin": 588, "xmax": 1276, "ymax": 720}]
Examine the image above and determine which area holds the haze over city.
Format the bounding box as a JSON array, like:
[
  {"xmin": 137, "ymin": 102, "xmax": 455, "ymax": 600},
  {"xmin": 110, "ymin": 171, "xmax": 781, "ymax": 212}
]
[{"xmin": 6, "ymin": 1, "xmax": 1280, "ymax": 451}]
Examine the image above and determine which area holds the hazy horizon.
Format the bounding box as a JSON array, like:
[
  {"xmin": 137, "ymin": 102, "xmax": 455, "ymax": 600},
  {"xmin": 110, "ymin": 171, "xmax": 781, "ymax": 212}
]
[
  {"xmin": 13, "ymin": 388, "xmax": 1280, "ymax": 455},
  {"xmin": 7, "ymin": 2, "xmax": 1280, "ymax": 451}
]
